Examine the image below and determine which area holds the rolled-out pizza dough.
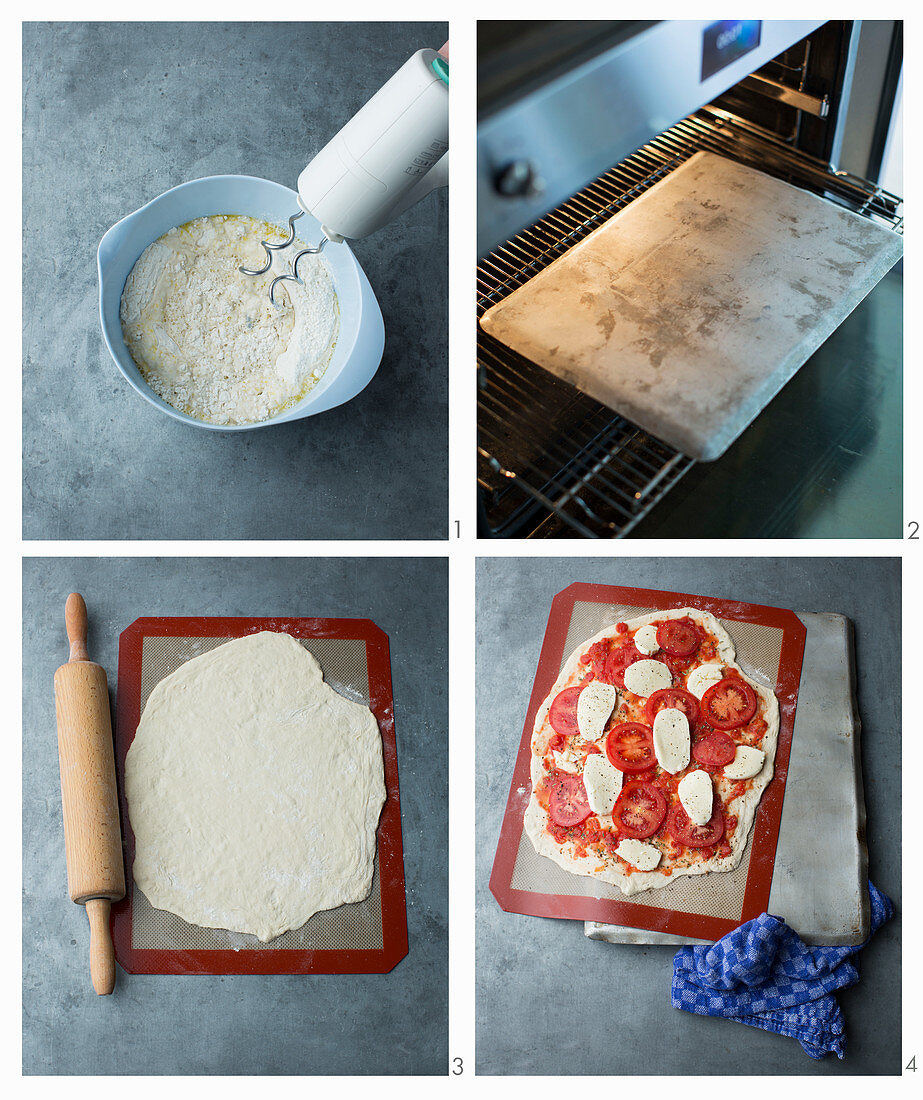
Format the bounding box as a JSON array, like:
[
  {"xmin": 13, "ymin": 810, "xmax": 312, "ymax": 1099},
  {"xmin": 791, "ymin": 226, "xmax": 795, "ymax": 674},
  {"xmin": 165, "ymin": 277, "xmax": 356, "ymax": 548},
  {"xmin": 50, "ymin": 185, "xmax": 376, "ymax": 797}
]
[{"xmin": 125, "ymin": 631, "xmax": 386, "ymax": 941}]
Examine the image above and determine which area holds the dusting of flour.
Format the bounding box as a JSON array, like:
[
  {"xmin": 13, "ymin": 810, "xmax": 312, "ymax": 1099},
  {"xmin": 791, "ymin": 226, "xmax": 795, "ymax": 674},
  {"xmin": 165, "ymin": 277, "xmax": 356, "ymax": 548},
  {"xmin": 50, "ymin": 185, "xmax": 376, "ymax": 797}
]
[{"xmin": 120, "ymin": 214, "xmax": 339, "ymax": 425}]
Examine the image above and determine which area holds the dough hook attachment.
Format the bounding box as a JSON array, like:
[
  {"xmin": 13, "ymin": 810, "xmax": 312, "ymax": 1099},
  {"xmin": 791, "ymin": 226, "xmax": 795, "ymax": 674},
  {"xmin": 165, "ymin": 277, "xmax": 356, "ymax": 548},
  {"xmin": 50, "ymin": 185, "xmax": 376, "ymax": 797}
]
[
  {"xmin": 238, "ymin": 211, "xmax": 328, "ymax": 309},
  {"xmin": 240, "ymin": 47, "xmax": 448, "ymax": 310}
]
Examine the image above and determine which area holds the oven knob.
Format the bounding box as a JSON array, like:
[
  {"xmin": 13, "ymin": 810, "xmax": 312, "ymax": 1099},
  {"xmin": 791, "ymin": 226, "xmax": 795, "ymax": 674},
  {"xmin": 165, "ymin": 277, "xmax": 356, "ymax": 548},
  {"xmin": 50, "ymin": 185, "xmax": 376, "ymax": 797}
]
[{"xmin": 494, "ymin": 160, "xmax": 545, "ymax": 199}]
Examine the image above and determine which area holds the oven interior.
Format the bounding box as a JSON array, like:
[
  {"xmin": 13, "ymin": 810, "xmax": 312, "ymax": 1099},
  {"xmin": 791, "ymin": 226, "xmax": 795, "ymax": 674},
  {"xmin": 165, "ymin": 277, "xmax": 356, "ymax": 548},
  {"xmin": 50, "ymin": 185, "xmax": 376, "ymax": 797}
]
[{"xmin": 476, "ymin": 23, "xmax": 903, "ymax": 539}]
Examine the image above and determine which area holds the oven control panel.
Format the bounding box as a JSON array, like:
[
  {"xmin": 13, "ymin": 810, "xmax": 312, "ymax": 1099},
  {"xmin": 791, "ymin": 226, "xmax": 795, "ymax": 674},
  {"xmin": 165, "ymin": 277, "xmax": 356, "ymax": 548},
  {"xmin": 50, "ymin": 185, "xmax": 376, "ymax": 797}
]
[{"xmin": 701, "ymin": 20, "xmax": 762, "ymax": 81}]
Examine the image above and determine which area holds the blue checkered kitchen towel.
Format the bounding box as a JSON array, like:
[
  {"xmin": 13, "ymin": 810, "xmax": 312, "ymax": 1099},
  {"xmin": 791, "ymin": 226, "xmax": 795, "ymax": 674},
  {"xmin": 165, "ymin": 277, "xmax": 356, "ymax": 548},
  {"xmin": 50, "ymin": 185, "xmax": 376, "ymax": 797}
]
[{"xmin": 672, "ymin": 883, "xmax": 894, "ymax": 1059}]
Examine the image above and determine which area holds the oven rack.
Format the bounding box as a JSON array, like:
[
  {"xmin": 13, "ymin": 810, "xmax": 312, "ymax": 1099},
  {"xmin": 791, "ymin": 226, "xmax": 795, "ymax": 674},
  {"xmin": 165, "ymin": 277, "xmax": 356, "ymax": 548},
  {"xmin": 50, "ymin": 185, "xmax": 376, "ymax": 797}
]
[{"xmin": 476, "ymin": 108, "xmax": 903, "ymax": 539}]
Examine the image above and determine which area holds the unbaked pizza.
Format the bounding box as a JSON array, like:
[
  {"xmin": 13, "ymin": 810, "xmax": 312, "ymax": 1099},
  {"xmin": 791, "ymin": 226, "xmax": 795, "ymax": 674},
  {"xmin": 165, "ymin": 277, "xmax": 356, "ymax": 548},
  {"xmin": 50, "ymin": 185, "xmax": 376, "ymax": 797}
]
[{"xmin": 524, "ymin": 608, "xmax": 780, "ymax": 894}]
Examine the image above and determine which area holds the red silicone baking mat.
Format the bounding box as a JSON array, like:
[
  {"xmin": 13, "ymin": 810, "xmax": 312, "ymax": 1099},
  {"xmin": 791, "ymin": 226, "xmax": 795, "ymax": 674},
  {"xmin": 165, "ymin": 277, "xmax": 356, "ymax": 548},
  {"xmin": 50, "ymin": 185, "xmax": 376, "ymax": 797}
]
[
  {"xmin": 113, "ymin": 616, "xmax": 408, "ymax": 975},
  {"xmin": 490, "ymin": 584, "xmax": 807, "ymax": 941}
]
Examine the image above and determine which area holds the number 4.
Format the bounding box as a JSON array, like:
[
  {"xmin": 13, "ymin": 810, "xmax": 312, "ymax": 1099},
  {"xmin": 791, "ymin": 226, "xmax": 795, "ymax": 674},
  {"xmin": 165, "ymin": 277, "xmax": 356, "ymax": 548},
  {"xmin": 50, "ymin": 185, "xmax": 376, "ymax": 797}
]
[{"xmin": 907, "ymin": 1055, "xmax": 917, "ymax": 1071}]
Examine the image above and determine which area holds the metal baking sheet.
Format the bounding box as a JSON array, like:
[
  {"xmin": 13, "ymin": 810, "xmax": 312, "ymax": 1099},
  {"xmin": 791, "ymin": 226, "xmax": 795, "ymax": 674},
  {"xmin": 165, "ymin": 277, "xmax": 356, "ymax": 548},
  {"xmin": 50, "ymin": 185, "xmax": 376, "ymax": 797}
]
[
  {"xmin": 480, "ymin": 151, "xmax": 903, "ymax": 461},
  {"xmin": 113, "ymin": 616, "xmax": 408, "ymax": 975},
  {"xmin": 587, "ymin": 611, "xmax": 868, "ymax": 946},
  {"xmin": 489, "ymin": 584, "xmax": 806, "ymax": 941}
]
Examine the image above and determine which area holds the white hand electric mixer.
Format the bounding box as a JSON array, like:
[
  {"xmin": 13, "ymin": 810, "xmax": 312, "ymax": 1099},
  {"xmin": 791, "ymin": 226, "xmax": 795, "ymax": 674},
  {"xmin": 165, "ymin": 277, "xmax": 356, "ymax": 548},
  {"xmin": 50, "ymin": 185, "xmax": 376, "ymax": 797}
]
[{"xmin": 242, "ymin": 47, "xmax": 449, "ymax": 306}]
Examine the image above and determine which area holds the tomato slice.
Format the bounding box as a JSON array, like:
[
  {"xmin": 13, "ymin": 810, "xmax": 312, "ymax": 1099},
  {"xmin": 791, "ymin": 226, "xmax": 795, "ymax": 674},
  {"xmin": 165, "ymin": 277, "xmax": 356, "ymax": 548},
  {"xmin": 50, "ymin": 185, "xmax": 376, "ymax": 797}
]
[
  {"xmin": 645, "ymin": 687, "xmax": 700, "ymax": 730},
  {"xmin": 656, "ymin": 617, "xmax": 701, "ymax": 658},
  {"xmin": 605, "ymin": 722, "xmax": 657, "ymax": 773},
  {"xmin": 548, "ymin": 686, "xmax": 582, "ymax": 738},
  {"xmin": 692, "ymin": 730, "xmax": 737, "ymax": 767},
  {"xmin": 549, "ymin": 774, "xmax": 592, "ymax": 827},
  {"xmin": 668, "ymin": 799, "xmax": 725, "ymax": 848},
  {"xmin": 663, "ymin": 654, "xmax": 698, "ymax": 682},
  {"xmin": 701, "ymin": 678, "xmax": 757, "ymax": 730},
  {"xmin": 613, "ymin": 781, "xmax": 667, "ymax": 839},
  {"xmin": 603, "ymin": 643, "xmax": 643, "ymax": 689}
]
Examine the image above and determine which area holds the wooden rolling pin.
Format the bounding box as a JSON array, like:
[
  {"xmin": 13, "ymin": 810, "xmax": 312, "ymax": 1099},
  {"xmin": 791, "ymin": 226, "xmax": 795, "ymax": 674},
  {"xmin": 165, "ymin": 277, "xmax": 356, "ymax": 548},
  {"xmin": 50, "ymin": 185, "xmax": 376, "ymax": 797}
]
[{"xmin": 53, "ymin": 593, "xmax": 126, "ymax": 995}]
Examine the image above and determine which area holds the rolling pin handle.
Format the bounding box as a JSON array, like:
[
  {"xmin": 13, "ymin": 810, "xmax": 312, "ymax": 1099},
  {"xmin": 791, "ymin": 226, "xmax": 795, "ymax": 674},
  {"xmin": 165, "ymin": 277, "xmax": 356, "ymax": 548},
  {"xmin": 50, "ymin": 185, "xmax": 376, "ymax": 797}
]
[
  {"xmin": 65, "ymin": 593, "xmax": 91, "ymax": 663},
  {"xmin": 86, "ymin": 898, "xmax": 116, "ymax": 996}
]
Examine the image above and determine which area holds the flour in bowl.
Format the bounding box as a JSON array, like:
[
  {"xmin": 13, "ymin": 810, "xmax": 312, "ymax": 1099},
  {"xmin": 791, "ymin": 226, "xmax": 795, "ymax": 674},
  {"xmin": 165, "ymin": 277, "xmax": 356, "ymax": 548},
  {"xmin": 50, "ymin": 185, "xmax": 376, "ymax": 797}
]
[{"xmin": 120, "ymin": 214, "xmax": 339, "ymax": 425}]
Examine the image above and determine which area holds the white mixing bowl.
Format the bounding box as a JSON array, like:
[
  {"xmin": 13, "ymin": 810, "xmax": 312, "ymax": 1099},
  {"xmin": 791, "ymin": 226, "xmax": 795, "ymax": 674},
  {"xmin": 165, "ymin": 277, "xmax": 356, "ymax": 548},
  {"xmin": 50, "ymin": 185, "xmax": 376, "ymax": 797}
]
[{"xmin": 98, "ymin": 175, "xmax": 385, "ymax": 430}]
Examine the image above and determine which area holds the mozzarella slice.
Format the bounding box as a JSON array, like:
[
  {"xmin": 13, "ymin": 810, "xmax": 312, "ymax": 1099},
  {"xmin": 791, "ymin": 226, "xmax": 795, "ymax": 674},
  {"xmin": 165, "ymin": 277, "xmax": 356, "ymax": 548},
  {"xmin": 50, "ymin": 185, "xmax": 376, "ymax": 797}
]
[
  {"xmin": 623, "ymin": 659, "xmax": 672, "ymax": 697},
  {"xmin": 582, "ymin": 753, "xmax": 623, "ymax": 816},
  {"xmin": 576, "ymin": 681, "xmax": 616, "ymax": 741},
  {"xmin": 633, "ymin": 624, "xmax": 660, "ymax": 656},
  {"xmin": 678, "ymin": 769, "xmax": 714, "ymax": 826},
  {"xmin": 686, "ymin": 663, "xmax": 725, "ymax": 699},
  {"xmin": 652, "ymin": 707, "xmax": 690, "ymax": 773},
  {"xmin": 615, "ymin": 839, "xmax": 661, "ymax": 871},
  {"xmin": 723, "ymin": 745, "xmax": 766, "ymax": 780},
  {"xmin": 552, "ymin": 746, "xmax": 582, "ymax": 773}
]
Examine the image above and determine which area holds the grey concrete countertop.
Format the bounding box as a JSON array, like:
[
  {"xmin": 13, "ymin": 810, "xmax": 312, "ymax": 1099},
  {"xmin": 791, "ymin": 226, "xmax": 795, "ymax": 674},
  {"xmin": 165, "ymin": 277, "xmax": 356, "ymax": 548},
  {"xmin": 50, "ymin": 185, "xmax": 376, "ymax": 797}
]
[
  {"xmin": 24, "ymin": 557, "xmax": 448, "ymax": 1075},
  {"xmin": 23, "ymin": 22, "xmax": 448, "ymax": 540},
  {"xmin": 476, "ymin": 557, "xmax": 900, "ymax": 1075}
]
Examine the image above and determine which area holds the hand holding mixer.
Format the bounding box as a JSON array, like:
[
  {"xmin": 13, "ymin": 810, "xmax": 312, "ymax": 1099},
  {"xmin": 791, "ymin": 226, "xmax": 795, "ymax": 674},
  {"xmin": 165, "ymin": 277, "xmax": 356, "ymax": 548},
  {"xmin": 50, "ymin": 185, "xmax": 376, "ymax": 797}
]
[{"xmin": 242, "ymin": 47, "xmax": 449, "ymax": 306}]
